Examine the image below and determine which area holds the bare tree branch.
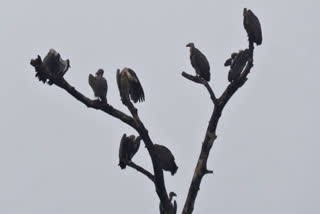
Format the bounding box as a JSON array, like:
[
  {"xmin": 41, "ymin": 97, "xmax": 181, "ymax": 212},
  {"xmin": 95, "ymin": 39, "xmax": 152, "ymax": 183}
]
[
  {"xmin": 30, "ymin": 56, "xmax": 175, "ymax": 214},
  {"xmin": 127, "ymin": 161, "xmax": 155, "ymax": 183},
  {"xmin": 181, "ymin": 72, "xmax": 218, "ymax": 105},
  {"xmin": 182, "ymin": 52, "xmax": 255, "ymax": 214}
]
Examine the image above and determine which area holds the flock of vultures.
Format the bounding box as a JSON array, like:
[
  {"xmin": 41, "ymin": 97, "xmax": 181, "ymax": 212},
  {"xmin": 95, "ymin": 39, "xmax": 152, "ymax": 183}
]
[
  {"xmin": 93, "ymin": 8, "xmax": 262, "ymax": 177},
  {"xmin": 31, "ymin": 8, "xmax": 262, "ymax": 196}
]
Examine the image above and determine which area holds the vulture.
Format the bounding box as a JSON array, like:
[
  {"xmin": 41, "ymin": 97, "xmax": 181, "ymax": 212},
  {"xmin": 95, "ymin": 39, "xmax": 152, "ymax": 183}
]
[
  {"xmin": 243, "ymin": 8, "xmax": 263, "ymax": 46},
  {"xmin": 225, "ymin": 49, "xmax": 250, "ymax": 82},
  {"xmin": 224, "ymin": 52, "xmax": 238, "ymax": 67},
  {"xmin": 88, "ymin": 69, "xmax": 108, "ymax": 102},
  {"xmin": 186, "ymin": 42, "xmax": 211, "ymax": 81},
  {"xmin": 118, "ymin": 134, "xmax": 141, "ymax": 169},
  {"xmin": 153, "ymin": 144, "xmax": 178, "ymax": 175},
  {"xmin": 159, "ymin": 192, "xmax": 177, "ymax": 214},
  {"xmin": 116, "ymin": 67, "xmax": 145, "ymax": 105},
  {"xmin": 41, "ymin": 49, "xmax": 70, "ymax": 84}
]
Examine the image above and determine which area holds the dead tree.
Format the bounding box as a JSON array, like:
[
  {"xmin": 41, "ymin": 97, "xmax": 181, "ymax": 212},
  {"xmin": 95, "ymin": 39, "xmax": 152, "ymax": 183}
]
[{"xmin": 29, "ymin": 8, "xmax": 262, "ymax": 214}]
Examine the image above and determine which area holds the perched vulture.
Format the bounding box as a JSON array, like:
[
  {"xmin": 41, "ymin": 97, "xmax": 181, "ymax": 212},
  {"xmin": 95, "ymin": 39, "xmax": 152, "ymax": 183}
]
[
  {"xmin": 153, "ymin": 144, "xmax": 178, "ymax": 175},
  {"xmin": 159, "ymin": 192, "xmax": 177, "ymax": 214},
  {"xmin": 243, "ymin": 8, "xmax": 263, "ymax": 46},
  {"xmin": 118, "ymin": 134, "xmax": 141, "ymax": 169},
  {"xmin": 226, "ymin": 49, "xmax": 250, "ymax": 82},
  {"xmin": 186, "ymin": 42, "xmax": 211, "ymax": 81},
  {"xmin": 224, "ymin": 52, "xmax": 238, "ymax": 67},
  {"xmin": 88, "ymin": 69, "xmax": 108, "ymax": 102},
  {"xmin": 41, "ymin": 49, "xmax": 70, "ymax": 84},
  {"xmin": 116, "ymin": 67, "xmax": 145, "ymax": 104}
]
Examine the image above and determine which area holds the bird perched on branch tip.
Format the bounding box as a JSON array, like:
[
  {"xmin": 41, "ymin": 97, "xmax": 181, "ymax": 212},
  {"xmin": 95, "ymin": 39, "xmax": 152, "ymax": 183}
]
[
  {"xmin": 186, "ymin": 42, "xmax": 211, "ymax": 82},
  {"xmin": 116, "ymin": 67, "xmax": 145, "ymax": 105},
  {"xmin": 118, "ymin": 134, "xmax": 141, "ymax": 169},
  {"xmin": 88, "ymin": 69, "xmax": 108, "ymax": 103},
  {"xmin": 243, "ymin": 8, "xmax": 263, "ymax": 46}
]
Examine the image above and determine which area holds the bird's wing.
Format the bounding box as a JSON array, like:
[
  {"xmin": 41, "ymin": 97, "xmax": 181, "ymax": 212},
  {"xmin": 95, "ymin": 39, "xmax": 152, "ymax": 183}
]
[
  {"xmin": 127, "ymin": 68, "xmax": 145, "ymax": 103},
  {"xmin": 131, "ymin": 137, "xmax": 141, "ymax": 158},
  {"xmin": 96, "ymin": 77, "xmax": 108, "ymax": 92},
  {"xmin": 119, "ymin": 134, "xmax": 127, "ymax": 159},
  {"xmin": 116, "ymin": 69, "xmax": 122, "ymax": 93},
  {"xmin": 232, "ymin": 49, "xmax": 250, "ymax": 74},
  {"xmin": 194, "ymin": 48, "xmax": 211, "ymax": 81},
  {"xmin": 95, "ymin": 76, "xmax": 108, "ymax": 101},
  {"xmin": 157, "ymin": 145, "xmax": 175, "ymax": 161},
  {"xmin": 194, "ymin": 49, "xmax": 210, "ymax": 72},
  {"xmin": 244, "ymin": 9, "xmax": 262, "ymax": 45},
  {"xmin": 88, "ymin": 74, "xmax": 98, "ymax": 94},
  {"xmin": 119, "ymin": 134, "xmax": 128, "ymax": 169},
  {"xmin": 248, "ymin": 10, "xmax": 262, "ymax": 45},
  {"xmin": 190, "ymin": 53, "xmax": 199, "ymax": 71},
  {"xmin": 116, "ymin": 69, "xmax": 126, "ymax": 102}
]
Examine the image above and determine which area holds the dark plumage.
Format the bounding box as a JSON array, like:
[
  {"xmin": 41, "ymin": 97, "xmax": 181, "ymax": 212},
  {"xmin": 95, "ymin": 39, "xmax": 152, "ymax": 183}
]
[
  {"xmin": 224, "ymin": 52, "xmax": 238, "ymax": 67},
  {"xmin": 243, "ymin": 8, "xmax": 263, "ymax": 46},
  {"xmin": 88, "ymin": 69, "xmax": 108, "ymax": 102},
  {"xmin": 116, "ymin": 67, "xmax": 145, "ymax": 104},
  {"xmin": 225, "ymin": 49, "xmax": 250, "ymax": 82},
  {"xmin": 159, "ymin": 192, "xmax": 177, "ymax": 214},
  {"xmin": 153, "ymin": 144, "xmax": 178, "ymax": 175},
  {"xmin": 41, "ymin": 49, "xmax": 70, "ymax": 85},
  {"xmin": 118, "ymin": 134, "xmax": 141, "ymax": 169},
  {"xmin": 186, "ymin": 42, "xmax": 211, "ymax": 81}
]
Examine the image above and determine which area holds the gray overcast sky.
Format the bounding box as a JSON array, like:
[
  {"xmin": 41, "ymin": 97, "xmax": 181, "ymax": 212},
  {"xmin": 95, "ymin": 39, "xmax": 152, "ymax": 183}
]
[{"xmin": 1, "ymin": 0, "xmax": 319, "ymax": 213}]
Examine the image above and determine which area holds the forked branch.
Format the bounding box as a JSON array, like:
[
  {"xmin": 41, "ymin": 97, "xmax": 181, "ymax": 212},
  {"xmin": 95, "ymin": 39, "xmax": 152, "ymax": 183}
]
[
  {"xmin": 181, "ymin": 54, "xmax": 254, "ymax": 214},
  {"xmin": 181, "ymin": 72, "xmax": 218, "ymax": 105}
]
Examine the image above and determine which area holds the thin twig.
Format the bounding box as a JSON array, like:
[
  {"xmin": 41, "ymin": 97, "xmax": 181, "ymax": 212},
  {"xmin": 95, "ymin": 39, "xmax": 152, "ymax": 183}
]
[
  {"xmin": 181, "ymin": 72, "xmax": 218, "ymax": 105},
  {"xmin": 127, "ymin": 161, "xmax": 155, "ymax": 182}
]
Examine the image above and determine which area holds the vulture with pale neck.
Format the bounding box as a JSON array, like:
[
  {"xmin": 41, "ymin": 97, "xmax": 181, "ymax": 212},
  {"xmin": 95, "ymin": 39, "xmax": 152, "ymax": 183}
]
[
  {"xmin": 118, "ymin": 134, "xmax": 141, "ymax": 169},
  {"xmin": 159, "ymin": 192, "xmax": 177, "ymax": 214},
  {"xmin": 116, "ymin": 67, "xmax": 145, "ymax": 105},
  {"xmin": 88, "ymin": 69, "xmax": 108, "ymax": 102},
  {"xmin": 186, "ymin": 42, "xmax": 211, "ymax": 81}
]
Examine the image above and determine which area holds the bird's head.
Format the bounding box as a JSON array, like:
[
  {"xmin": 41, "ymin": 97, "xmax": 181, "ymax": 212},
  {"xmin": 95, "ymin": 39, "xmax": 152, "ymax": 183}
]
[
  {"xmin": 128, "ymin": 135, "xmax": 136, "ymax": 141},
  {"xmin": 243, "ymin": 8, "xmax": 248, "ymax": 16},
  {"xmin": 231, "ymin": 52, "xmax": 238, "ymax": 59},
  {"xmin": 169, "ymin": 192, "xmax": 177, "ymax": 198},
  {"xmin": 96, "ymin": 69, "xmax": 104, "ymax": 76},
  {"xmin": 186, "ymin": 42, "xmax": 195, "ymax": 48}
]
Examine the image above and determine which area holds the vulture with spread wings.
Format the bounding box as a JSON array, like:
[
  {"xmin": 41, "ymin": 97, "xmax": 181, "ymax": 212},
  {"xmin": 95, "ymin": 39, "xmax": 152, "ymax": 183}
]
[
  {"xmin": 116, "ymin": 67, "xmax": 145, "ymax": 105},
  {"xmin": 88, "ymin": 69, "xmax": 108, "ymax": 102}
]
